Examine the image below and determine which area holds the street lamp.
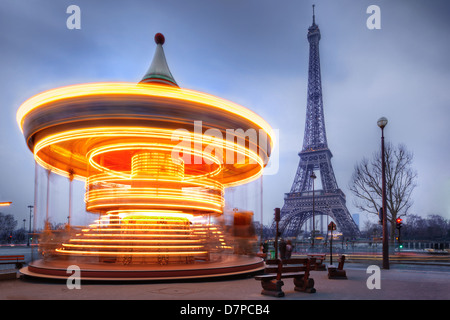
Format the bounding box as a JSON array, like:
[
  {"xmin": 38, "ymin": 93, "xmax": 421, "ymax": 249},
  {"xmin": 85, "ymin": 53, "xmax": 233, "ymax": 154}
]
[
  {"xmin": 28, "ymin": 205, "xmax": 33, "ymax": 246},
  {"xmin": 310, "ymin": 171, "xmax": 317, "ymax": 249},
  {"xmin": 274, "ymin": 208, "xmax": 281, "ymax": 259},
  {"xmin": 377, "ymin": 117, "xmax": 389, "ymax": 269}
]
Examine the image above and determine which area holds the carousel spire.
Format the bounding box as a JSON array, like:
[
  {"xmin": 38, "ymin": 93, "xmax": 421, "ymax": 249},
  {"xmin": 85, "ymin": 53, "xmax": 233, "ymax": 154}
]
[{"xmin": 140, "ymin": 33, "xmax": 178, "ymax": 86}]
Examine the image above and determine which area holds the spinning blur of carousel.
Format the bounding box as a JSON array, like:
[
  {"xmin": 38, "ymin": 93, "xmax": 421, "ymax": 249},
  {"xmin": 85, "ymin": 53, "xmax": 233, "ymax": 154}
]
[{"xmin": 17, "ymin": 34, "xmax": 274, "ymax": 281}]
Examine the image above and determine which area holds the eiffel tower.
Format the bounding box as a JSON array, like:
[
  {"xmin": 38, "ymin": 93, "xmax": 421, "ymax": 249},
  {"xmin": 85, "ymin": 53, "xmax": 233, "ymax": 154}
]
[{"xmin": 279, "ymin": 6, "xmax": 360, "ymax": 238}]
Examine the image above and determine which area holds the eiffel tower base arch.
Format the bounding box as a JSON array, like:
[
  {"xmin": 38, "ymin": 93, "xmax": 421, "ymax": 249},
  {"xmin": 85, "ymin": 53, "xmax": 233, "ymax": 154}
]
[{"xmin": 278, "ymin": 190, "xmax": 360, "ymax": 238}]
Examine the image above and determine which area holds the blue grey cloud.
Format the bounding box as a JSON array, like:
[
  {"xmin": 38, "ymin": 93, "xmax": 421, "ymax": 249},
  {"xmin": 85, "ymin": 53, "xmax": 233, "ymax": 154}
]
[{"xmin": 0, "ymin": 0, "xmax": 448, "ymax": 228}]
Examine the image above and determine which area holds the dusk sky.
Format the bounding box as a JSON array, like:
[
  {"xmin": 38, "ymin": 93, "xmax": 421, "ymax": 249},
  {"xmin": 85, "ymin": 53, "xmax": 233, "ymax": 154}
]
[{"xmin": 0, "ymin": 0, "xmax": 449, "ymax": 228}]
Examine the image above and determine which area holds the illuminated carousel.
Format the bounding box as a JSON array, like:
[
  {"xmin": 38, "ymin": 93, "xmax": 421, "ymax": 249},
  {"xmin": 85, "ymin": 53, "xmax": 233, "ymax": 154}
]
[{"xmin": 18, "ymin": 33, "xmax": 274, "ymax": 281}]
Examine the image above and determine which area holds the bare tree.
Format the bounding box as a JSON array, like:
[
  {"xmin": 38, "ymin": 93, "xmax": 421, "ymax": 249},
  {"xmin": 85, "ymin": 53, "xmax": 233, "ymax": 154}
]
[
  {"xmin": 349, "ymin": 143, "xmax": 417, "ymax": 241},
  {"xmin": 0, "ymin": 212, "xmax": 17, "ymax": 243},
  {"xmin": 403, "ymin": 214, "xmax": 450, "ymax": 240}
]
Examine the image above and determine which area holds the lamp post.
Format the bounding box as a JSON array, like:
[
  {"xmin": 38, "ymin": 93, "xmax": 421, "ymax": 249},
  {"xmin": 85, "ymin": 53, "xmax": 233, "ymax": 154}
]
[
  {"xmin": 310, "ymin": 171, "xmax": 316, "ymax": 249},
  {"xmin": 377, "ymin": 117, "xmax": 389, "ymax": 269},
  {"xmin": 68, "ymin": 170, "xmax": 74, "ymax": 230},
  {"xmin": 27, "ymin": 205, "xmax": 33, "ymax": 246},
  {"xmin": 274, "ymin": 208, "xmax": 280, "ymax": 259}
]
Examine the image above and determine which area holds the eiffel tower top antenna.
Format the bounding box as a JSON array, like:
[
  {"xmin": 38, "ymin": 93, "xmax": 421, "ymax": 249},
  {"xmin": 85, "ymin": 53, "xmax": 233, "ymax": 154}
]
[{"xmin": 312, "ymin": 4, "xmax": 316, "ymax": 25}]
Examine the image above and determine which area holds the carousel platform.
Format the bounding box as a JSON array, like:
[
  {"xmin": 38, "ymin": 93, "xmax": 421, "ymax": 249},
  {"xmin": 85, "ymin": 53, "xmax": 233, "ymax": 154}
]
[{"xmin": 19, "ymin": 254, "xmax": 264, "ymax": 282}]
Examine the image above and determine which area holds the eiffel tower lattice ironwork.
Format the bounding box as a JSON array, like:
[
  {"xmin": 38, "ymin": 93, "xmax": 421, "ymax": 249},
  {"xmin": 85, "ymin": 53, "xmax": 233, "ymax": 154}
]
[{"xmin": 279, "ymin": 7, "xmax": 360, "ymax": 238}]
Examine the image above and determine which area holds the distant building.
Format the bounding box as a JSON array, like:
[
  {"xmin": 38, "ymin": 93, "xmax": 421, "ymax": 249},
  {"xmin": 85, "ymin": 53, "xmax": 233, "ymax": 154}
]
[{"xmin": 352, "ymin": 213, "xmax": 360, "ymax": 229}]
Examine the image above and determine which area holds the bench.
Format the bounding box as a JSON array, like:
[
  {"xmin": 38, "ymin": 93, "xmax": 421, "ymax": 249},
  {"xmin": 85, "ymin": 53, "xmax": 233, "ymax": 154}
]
[
  {"xmin": 307, "ymin": 254, "xmax": 327, "ymax": 271},
  {"xmin": 0, "ymin": 255, "xmax": 25, "ymax": 269},
  {"xmin": 255, "ymin": 258, "xmax": 316, "ymax": 297},
  {"xmin": 327, "ymin": 255, "xmax": 347, "ymax": 279}
]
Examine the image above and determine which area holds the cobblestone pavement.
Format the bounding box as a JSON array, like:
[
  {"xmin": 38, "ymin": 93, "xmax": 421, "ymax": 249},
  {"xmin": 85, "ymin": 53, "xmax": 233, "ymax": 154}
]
[{"xmin": 1, "ymin": 263, "xmax": 449, "ymax": 300}]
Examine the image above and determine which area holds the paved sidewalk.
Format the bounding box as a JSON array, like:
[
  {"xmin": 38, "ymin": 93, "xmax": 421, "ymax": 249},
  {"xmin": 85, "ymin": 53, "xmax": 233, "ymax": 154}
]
[{"xmin": 1, "ymin": 264, "xmax": 449, "ymax": 300}]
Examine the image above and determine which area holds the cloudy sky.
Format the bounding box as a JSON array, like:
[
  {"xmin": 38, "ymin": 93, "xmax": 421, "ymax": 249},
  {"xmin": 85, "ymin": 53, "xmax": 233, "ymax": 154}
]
[{"xmin": 0, "ymin": 0, "xmax": 449, "ymax": 228}]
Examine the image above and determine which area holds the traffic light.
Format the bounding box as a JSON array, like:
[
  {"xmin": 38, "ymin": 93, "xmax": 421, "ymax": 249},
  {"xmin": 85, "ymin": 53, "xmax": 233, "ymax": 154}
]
[
  {"xmin": 396, "ymin": 218, "xmax": 403, "ymax": 250},
  {"xmin": 274, "ymin": 208, "xmax": 281, "ymax": 222},
  {"xmin": 396, "ymin": 218, "xmax": 403, "ymax": 230},
  {"xmin": 378, "ymin": 207, "xmax": 383, "ymax": 224}
]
